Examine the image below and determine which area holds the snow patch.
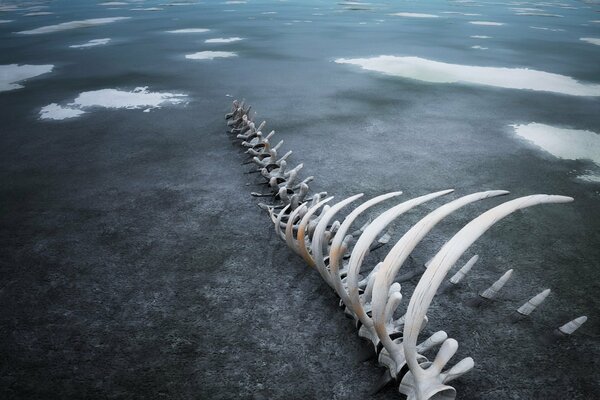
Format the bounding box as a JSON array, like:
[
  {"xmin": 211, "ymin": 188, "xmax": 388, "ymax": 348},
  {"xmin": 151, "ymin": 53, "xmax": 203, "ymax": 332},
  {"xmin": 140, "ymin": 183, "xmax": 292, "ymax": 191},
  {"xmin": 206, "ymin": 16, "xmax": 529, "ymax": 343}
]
[
  {"xmin": 334, "ymin": 55, "xmax": 600, "ymax": 96},
  {"xmin": 185, "ymin": 51, "xmax": 237, "ymax": 60},
  {"xmin": 204, "ymin": 37, "xmax": 244, "ymax": 43},
  {"xmin": 0, "ymin": 64, "xmax": 53, "ymax": 92},
  {"xmin": 390, "ymin": 12, "xmax": 439, "ymax": 18},
  {"xmin": 69, "ymin": 38, "xmax": 111, "ymax": 48},
  {"xmin": 39, "ymin": 86, "xmax": 188, "ymax": 120},
  {"xmin": 17, "ymin": 17, "xmax": 130, "ymax": 34},
  {"xmin": 512, "ymin": 123, "xmax": 600, "ymax": 166}
]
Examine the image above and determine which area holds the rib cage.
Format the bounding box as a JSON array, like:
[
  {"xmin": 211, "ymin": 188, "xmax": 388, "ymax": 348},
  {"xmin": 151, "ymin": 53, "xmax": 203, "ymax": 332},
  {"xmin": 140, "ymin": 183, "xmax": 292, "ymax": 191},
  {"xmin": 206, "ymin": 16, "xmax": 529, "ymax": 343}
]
[{"xmin": 225, "ymin": 100, "xmax": 584, "ymax": 400}]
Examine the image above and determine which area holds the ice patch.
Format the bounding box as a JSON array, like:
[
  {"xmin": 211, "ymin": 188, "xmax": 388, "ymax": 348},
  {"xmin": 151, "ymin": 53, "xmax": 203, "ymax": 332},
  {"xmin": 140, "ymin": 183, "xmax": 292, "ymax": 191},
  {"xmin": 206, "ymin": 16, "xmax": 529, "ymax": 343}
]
[
  {"xmin": 530, "ymin": 25, "xmax": 565, "ymax": 31},
  {"xmin": 0, "ymin": 64, "xmax": 53, "ymax": 92},
  {"xmin": 39, "ymin": 104, "xmax": 86, "ymax": 120},
  {"xmin": 224, "ymin": 1, "xmax": 246, "ymax": 3},
  {"xmin": 469, "ymin": 21, "xmax": 504, "ymax": 25},
  {"xmin": 512, "ymin": 123, "xmax": 600, "ymax": 166},
  {"xmin": 69, "ymin": 38, "xmax": 111, "ymax": 48},
  {"xmin": 441, "ymin": 11, "xmax": 481, "ymax": 15},
  {"xmin": 185, "ymin": 51, "xmax": 237, "ymax": 60},
  {"xmin": 17, "ymin": 17, "xmax": 130, "ymax": 34},
  {"xmin": 0, "ymin": 20, "xmax": 13, "ymax": 24},
  {"xmin": 99, "ymin": 2, "xmax": 128, "ymax": 5},
  {"xmin": 577, "ymin": 174, "xmax": 600, "ymax": 183},
  {"xmin": 471, "ymin": 45, "xmax": 488, "ymax": 49},
  {"xmin": 166, "ymin": 28, "xmax": 209, "ymax": 33},
  {"xmin": 334, "ymin": 56, "xmax": 600, "ymax": 96},
  {"xmin": 24, "ymin": 12, "xmax": 54, "ymax": 16},
  {"xmin": 471, "ymin": 35, "xmax": 491, "ymax": 38},
  {"xmin": 580, "ymin": 37, "xmax": 600, "ymax": 45},
  {"xmin": 131, "ymin": 7, "xmax": 163, "ymax": 11},
  {"xmin": 204, "ymin": 37, "xmax": 244, "ymax": 43},
  {"xmin": 390, "ymin": 12, "xmax": 439, "ymax": 18},
  {"xmin": 515, "ymin": 12, "xmax": 563, "ymax": 17},
  {"xmin": 39, "ymin": 87, "xmax": 188, "ymax": 120}
]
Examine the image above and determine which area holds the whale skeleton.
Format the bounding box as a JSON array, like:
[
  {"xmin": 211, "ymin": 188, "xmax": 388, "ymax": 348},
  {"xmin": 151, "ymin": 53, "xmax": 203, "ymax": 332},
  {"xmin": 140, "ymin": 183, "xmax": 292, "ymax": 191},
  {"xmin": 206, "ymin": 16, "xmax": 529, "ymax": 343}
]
[{"xmin": 225, "ymin": 100, "xmax": 586, "ymax": 400}]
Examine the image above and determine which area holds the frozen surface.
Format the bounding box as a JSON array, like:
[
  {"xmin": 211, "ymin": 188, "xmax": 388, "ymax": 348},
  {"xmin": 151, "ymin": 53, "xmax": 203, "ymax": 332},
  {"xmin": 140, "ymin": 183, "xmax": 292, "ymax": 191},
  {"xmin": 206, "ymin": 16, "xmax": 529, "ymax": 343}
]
[{"xmin": 0, "ymin": 0, "xmax": 599, "ymax": 399}]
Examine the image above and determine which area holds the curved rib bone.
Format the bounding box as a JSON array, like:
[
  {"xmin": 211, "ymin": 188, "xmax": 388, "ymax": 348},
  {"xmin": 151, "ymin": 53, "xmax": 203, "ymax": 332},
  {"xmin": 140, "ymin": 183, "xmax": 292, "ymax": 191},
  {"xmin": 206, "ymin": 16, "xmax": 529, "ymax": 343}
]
[
  {"xmin": 344, "ymin": 189, "xmax": 455, "ymax": 346},
  {"xmin": 311, "ymin": 194, "xmax": 364, "ymax": 286},
  {"xmin": 328, "ymin": 191, "xmax": 404, "ymax": 302},
  {"xmin": 403, "ymin": 194, "xmax": 573, "ymax": 400},
  {"xmin": 295, "ymin": 196, "xmax": 334, "ymax": 267},
  {"xmin": 370, "ymin": 191, "xmax": 507, "ymax": 377}
]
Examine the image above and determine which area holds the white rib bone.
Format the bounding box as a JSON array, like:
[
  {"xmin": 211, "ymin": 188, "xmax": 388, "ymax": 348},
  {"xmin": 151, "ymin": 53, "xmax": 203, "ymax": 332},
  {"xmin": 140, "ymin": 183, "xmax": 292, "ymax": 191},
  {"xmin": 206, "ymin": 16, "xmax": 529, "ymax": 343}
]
[
  {"xmin": 285, "ymin": 203, "xmax": 308, "ymax": 253},
  {"xmin": 328, "ymin": 191, "xmax": 404, "ymax": 300},
  {"xmin": 274, "ymin": 203, "xmax": 291, "ymax": 241},
  {"xmin": 371, "ymin": 191, "xmax": 507, "ymax": 376},
  {"xmin": 296, "ymin": 196, "xmax": 334, "ymax": 267},
  {"xmin": 345, "ymin": 190, "xmax": 455, "ymax": 327},
  {"xmin": 480, "ymin": 269, "xmax": 513, "ymax": 300},
  {"xmin": 311, "ymin": 194, "xmax": 364, "ymax": 286},
  {"xmin": 403, "ymin": 194, "xmax": 573, "ymax": 400},
  {"xmin": 558, "ymin": 316, "xmax": 587, "ymax": 335},
  {"xmin": 517, "ymin": 288, "xmax": 551, "ymax": 316},
  {"xmin": 449, "ymin": 255, "xmax": 479, "ymax": 285}
]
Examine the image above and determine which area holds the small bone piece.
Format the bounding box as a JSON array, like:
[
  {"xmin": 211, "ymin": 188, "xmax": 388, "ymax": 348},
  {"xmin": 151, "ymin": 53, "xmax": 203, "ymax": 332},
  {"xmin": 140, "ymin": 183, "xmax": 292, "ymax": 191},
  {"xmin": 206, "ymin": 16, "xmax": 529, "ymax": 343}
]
[
  {"xmin": 449, "ymin": 255, "xmax": 479, "ymax": 285},
  {"xmin": 517, "ymin": 288, "xmax": 551, "ymax": 316},
  {"xmin": 480, "ymin": 269, "xmax": 513, "ymax": 300},
  {"xmin": 558, "ymin": 316, "xmax": 587, "ymax": 335}
]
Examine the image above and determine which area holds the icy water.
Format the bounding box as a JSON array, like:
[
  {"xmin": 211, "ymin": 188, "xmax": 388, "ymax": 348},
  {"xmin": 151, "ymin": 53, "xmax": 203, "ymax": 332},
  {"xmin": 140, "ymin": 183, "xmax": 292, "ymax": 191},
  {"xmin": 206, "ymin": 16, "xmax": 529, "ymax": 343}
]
[{"xmin": 1, "ymin": 0, "xmax": 599, "ymax": 399}]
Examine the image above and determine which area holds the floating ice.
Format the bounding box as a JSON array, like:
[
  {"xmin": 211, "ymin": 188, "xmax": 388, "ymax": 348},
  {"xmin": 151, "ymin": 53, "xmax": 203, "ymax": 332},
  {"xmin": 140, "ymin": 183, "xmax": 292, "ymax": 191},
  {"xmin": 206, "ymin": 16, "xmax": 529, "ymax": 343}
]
[
  {"xmin": 471, "ymin": 45, "xmax": 488, "ymax": 49},
  {"xmin": 471, "ymin": 35, "xmax": 491, "ymax": 38},
  {"xmin": 512, "ymin": 123, "xmax": 600, "ymax": 165},
  {"xmin": 99, "ymin": 1, "xmax": 128, "ymax": 5},
  {"xmin": 131, "ymin": 7, "xmax": 163, "ymax": 11},
  {"xmin": 390, "ymin": 12, "xmax": 439, "ymax": 18},
  {"xmin": 441, "ymin": 11, "xmax": 481, "ymax": 15},
  {"xmin": 69, "ymin": 38, "xmax": 111, "ymax": 48},
  {"xmin": 39, "ymin": 104, "xmax": 86, "ymax": 120},
  {"xmin": 17, "ymin": 17, "xmax": 130, "ymax": 34},
  {"xmin": 469, "ymin": 21, "xmax": 504, "ymax": 25},
  {"xmin": 224, "ymin": 1, "xmax": 246, "ymax": 3},
  {"xmin": 577, "ymin": 174, "xmax": 600, "ymax": 183},
  {"xmin": 166, "ymin": 28, "xmax": 209, "ymax": 33},
  {"xmin": 185, "ymin": 51, "xmax": 237, "ymax": 60},
  {"xmin": 530, "ymin": 25, "xmax": 565, "ymax": 31},
  {"xmin": 39, "ymin": 87, "xmax": 188, "ymax": 120},
  {"xmin": 205, "ymin": 37, "xmax": 244, "ymax": 43},
  {"xmin": 515, "ymin": 12, "xmax": 563, "ymax": 17},
  {"xmin": 0, "ymin": 64, "xmax": 53, "ymax": 92},
  {"xmin": 24, "ymin": 12, "xmax": 54, "ymax": 16},
  {"xmin": 0, "ymin": 20, "xmax": 13, "ymax": 24},
  {"xmin": 334, "ymin": 56, "xmax": 600, "ymax": 96},
  {"xmin": 580, "ymin": 37, "xmax": 600, "ymax": 46}
]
